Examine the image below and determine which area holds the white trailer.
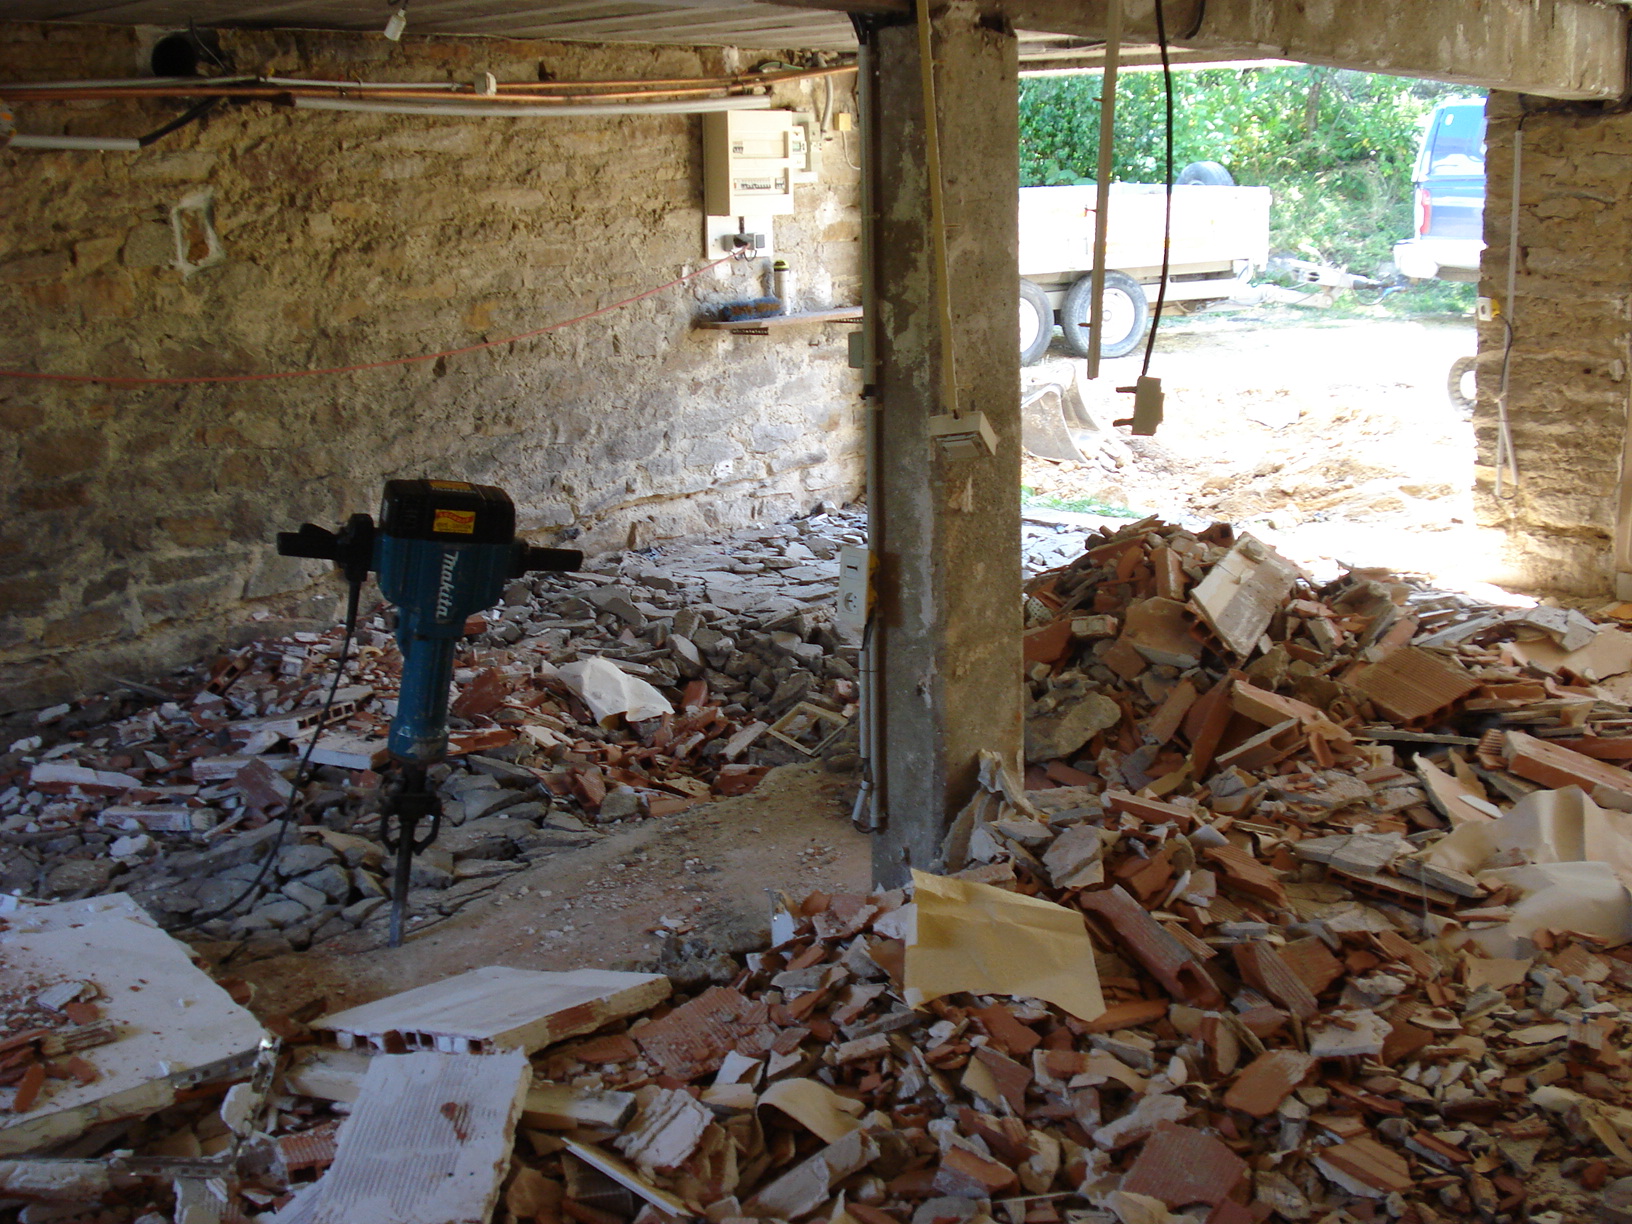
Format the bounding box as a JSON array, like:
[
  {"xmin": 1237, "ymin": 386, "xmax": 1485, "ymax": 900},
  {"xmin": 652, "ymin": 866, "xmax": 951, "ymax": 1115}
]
[{"xmin": 1018, "ymin": 180, "xmax": 1272, "ymax": 364}]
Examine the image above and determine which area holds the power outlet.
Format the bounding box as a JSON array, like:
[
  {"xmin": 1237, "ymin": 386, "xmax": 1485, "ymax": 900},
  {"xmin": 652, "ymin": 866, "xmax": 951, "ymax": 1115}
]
[
  {"xmin": 837, "ymin": 546, "xmax": 874, "ymax": 631},
  {"xmin": 1477, "ymin": 296, "xmax": 1498, "ymax": 321}
]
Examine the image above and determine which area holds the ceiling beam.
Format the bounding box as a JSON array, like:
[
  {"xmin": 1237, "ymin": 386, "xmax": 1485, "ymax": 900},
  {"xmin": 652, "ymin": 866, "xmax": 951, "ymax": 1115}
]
[{"xmin": 998, "ymin": 0, "xmax": 1629, "ymax": 101}]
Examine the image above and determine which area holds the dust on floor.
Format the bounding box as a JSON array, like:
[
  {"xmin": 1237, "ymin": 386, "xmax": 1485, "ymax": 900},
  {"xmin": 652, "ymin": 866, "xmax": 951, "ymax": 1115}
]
[{"xmin": 230, "ymin": 762, "xmax": 870, "ymax": 1019}]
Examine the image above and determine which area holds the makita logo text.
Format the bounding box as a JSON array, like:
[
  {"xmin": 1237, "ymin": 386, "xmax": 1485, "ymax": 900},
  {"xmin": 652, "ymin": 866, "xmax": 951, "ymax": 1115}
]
[{"xmin": 435, "ymin": 551, "xmax": 458, "ymax": 621}]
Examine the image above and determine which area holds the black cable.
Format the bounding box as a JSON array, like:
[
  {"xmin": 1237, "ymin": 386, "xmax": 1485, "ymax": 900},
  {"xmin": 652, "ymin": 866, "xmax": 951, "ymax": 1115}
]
[
  {"xmin": 170, "ymin": 579, "xmax": 364, "ymax": 933},
  {"xmin": 1139, "ymin": 0, "xmax": 1176, "ymax": 380},
  {"xmin": 138, "ymin": 97, "xmax": 218, "ymax": 147}
]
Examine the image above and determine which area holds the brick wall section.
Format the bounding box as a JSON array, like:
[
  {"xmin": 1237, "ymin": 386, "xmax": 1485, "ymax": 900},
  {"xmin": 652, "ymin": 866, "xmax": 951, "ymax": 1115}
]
[
  {"xmin": 1475, "ymin": 89, "xmax": 1632, "ymax": 595},
  {"xmin": 0, "ymin": 22, "xmax": 864, "ymax": 711}
]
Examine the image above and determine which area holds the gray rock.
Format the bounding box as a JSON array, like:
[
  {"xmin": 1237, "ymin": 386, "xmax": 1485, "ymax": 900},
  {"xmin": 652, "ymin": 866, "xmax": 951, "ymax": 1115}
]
[
  {"xmin": 282, "ymin": 879, "xmax": 330, "ymax": 912},
  {"xmin": 410, "ymin": 849, "xmax": 455, "ymax": 889},
  {"xmin": 458, "ymin": 787, "xmax": 528, "ymax": 822},
  {"xmin": 277, "ymin": 842, "xmax": 338, "ymax": 878},
  {"xmin": 466, "ymin": 755, "xmax": 537, "ymax": 784},
  {"xmin": 250, "ymin": 898, "xmax": 311, "ymax": 928},
  {"xmin": 440, "ymin": 815, "xmax": 524, "ymax": 861},
  {"xmin": 669, "ymin": 635, "xmax": 705, "ymax": 678},
  {"xmin": 342, "ymin": 897, "xmax": 388, "ymax": 924},
  {"xmin": 598, "ymin": 791, "xmax": 647, "ymax": 821},
  {"xmin": 296, "ymin": 863, "xmax": 353, "ymax": 901},
  {"xmin": 454, "ymin": 858, "xmax": 525, "ymax": 880},
  {"xmin": 352, "ymin": 867, "xmax": 387, "ymax": 899},
  {"xmin": 528, "ymin": 828, "xmax": 601, "ymax": 849},
  {"xmin": 502, "ymin": 801, "xmax": 551, "ymax": 822},
  {"xmin": 45, "ymin": 859, "xmax": 116, "ymax": 895},
  {"xmin": 1025, "ymin": 693, "xmax": 1121, "ymax": 764},
  {"xmin": 542, "ymin": 811, "xmax": 589, "ymax": 832}
]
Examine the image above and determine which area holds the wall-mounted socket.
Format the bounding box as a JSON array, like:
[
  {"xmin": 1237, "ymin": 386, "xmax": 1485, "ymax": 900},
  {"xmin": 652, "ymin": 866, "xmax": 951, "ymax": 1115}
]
[{"xmin": 1477, "ymin": 296, "xmax": 1497, "ymax": 321}]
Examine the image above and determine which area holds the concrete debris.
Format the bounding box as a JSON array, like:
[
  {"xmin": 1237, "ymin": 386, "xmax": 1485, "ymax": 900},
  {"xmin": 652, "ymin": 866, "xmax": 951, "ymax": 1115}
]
[
  {"xmin": 0, "ymin": 893, "xmax": 267, "ymax": 1158},
  {"xmin": 274, "ymin": 1048, "xmax": 530, "ymax": 1224},
  {"xmin": 16, "ymin": 514, "xmax": 1632, "ymax": 1222},
  {"xmin": 0, "ymin": 511, "xmax": 876, "ymax": 954},
  {"xmin": 310, "ymin": 965, "xmax": 670, "ymax": 1054}
]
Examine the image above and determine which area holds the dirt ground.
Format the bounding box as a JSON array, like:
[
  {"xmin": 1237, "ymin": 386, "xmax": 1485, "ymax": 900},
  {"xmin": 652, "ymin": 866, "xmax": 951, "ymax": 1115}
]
[
  {"xmin": 232, "ymin": 762, "xmax": 870, "ymax": 1018},
  {"xmin": 1024, "ymin": 309, "xmax": 1507, "ymax": 591},
  {"xmin": 233, "ymin": 311, "xmax": 1507, "ymax": 1022}
]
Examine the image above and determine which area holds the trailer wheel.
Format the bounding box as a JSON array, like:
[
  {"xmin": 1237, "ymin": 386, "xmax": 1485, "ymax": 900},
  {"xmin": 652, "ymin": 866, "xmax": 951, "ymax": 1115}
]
[
  {"xmin": 1019, "ymin": 279, "xmax": 1054, "ymax": 366},
  {"xmin": 1176, "ymin": 160, "xmax": 1234, "ymax": 186},
  {"xmin": 1060, "ymin": 270, "xmax": 1149, "ymax": 360},
  {"xmin": 1448, "ymin": 355, "xmax": 1477, "ymax": 413}
]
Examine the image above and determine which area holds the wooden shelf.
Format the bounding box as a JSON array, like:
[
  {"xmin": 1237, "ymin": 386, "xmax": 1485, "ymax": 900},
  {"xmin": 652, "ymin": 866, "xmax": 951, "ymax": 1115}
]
[{"xmin": 697, "ymin": 307, "xmax": 863, "ymax": 335}]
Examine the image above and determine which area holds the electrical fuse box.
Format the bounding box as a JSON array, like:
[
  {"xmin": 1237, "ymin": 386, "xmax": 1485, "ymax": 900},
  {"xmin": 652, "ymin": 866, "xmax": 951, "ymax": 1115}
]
[{"xmin": 703, "ymin": 110, "xmax": 799, "ymax": 216}]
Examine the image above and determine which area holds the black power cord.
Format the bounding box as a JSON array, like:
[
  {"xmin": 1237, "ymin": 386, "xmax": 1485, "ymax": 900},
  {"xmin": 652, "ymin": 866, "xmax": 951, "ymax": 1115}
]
[
  {"xmin": 170, "ymin": 577, "xmax": 364, "ymax": 934},
  {"xmin": 1138, "ymin": 0, "xmax": 1177, "ymax": 382}
]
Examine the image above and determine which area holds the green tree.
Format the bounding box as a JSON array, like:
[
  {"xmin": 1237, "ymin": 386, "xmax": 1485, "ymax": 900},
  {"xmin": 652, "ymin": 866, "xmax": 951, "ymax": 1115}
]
[{"xmin": 1019, "ymin": 66, "xmax": 1481, "ymax": 275}]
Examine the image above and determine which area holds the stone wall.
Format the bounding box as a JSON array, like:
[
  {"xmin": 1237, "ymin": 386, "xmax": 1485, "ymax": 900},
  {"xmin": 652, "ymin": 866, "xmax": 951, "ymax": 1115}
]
[
  {"xmin": 1475, "ymin": 90, "xmax": 1632, "ymax": 595},
  {"xmin": 0, "ymin": 21, "xmax": 865, "ymax": 712}
]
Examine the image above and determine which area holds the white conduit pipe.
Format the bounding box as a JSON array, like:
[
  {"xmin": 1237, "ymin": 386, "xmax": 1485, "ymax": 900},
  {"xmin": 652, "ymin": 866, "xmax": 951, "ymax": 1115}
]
[
  {"xmin": 8, "ymin": 133, "xmax": 141, "ymax": 151},
  {"xmin": 293, "ymin": 94, "xmax": 772, "ymax": 118},
  {"xmin": 1494, "ymin": 122, "xmax": 1523, "ymax": 500},
  {"xmin": 1084, "ymin": 0, "xmax": 1122, "ymax": 380}
]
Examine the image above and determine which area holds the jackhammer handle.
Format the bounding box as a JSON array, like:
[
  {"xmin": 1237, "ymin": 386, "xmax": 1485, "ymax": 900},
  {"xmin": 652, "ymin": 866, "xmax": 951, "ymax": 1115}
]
[
  {"xmin": 517, "ymin": 545, "xmax": 583, "ymax": 575},
  {"xmin": 277, "ymin": 524, "xmax": 340, "ymax": 560}
]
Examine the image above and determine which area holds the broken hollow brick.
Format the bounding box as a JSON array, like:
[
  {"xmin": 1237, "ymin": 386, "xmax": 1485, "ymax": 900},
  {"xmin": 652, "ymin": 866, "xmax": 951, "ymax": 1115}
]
[
  {"xmin": 1120, "ymin": 1122, "xmax": 1248, "ymax": 1209},
  {"xmin": 1078, "ymin": 885, "xmax": 1222, "ymax": 1007}
]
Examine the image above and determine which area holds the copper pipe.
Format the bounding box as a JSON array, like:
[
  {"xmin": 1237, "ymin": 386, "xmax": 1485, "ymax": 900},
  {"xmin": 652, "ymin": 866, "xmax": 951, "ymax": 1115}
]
[{"xmin": 0, "ymin": 63, "xmax": 856, "ymax": 105}]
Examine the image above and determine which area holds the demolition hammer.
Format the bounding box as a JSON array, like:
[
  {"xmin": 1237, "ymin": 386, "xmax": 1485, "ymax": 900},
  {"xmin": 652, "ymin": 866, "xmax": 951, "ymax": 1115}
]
[{"xmin": 278, "ymin": 479, "xmax": 581, "ymax": 947}]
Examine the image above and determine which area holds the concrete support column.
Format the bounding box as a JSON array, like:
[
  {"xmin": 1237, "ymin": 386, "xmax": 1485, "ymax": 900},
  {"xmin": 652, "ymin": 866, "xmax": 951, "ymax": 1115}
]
[{"xmin": 866, "ymin": 4, "xmax": 1023, "ymax": 886}]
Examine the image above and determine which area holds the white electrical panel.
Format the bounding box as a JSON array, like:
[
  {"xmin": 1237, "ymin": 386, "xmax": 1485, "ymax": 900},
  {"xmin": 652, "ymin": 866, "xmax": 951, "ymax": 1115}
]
[{"xmin": 703, "ymin": 110, "xmax": 799, "ymax": 217}]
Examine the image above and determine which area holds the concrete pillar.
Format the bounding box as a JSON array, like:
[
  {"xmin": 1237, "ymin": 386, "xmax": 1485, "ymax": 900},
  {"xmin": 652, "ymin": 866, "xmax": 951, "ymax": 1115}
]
[{"xmin": 866, "ymin": 4, "xmax": 1023, "ymax": 886}]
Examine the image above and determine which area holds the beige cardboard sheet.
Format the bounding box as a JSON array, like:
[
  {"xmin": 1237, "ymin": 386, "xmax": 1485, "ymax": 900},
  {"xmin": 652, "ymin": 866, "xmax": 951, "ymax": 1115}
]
[{"xmin": 904, "ymin": 870, "xmax": 1106, "ymax": 1021}]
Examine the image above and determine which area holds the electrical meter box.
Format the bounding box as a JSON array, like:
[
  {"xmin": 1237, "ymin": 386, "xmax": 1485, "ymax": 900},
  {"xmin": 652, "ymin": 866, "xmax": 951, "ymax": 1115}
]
[{"xmin": 703, "ymin": 110, "xmax": 800, "ymax": 217}]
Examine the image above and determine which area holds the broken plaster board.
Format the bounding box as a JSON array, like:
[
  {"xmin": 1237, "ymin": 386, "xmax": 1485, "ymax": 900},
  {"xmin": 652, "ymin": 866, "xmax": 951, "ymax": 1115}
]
[
  {"xmin": 1190, "ymin": 534, "xmax": 1299, "ymax": 658},
  {"xmin": 312, "ymin": 966, "xmax": 670, "ymax": 1054},
  {"xmin": 282, "ymin": 1049, "xmax": 530, "ymax": 1224},
  {"xmin": 0, "ymin": 912, "xmax": 268, "ymax": 1157}
]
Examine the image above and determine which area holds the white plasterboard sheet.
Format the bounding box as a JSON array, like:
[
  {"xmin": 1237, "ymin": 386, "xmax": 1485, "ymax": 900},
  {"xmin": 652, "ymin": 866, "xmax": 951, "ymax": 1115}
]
[
  {"xmin": 288, "ymin": 1049, "xmax": 530, "ymax": 1224},
  {"xmin": 0, "ymin": 913, "xmax": 267, "ymax": 1156},
  {"xmin": 311, "ymin": 966, "xmax": 669, "ymax": 1052}
]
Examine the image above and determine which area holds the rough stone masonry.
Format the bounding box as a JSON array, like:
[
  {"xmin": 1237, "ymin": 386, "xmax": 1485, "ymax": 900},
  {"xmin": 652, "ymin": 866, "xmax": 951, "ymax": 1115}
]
[
  {"xmin": 0, "ymin": 21, "xmax": 866, "ymax": 713},
  {"xmin": 1475, "ymin": 89, "xmax": 1632, "ymax": 597}
]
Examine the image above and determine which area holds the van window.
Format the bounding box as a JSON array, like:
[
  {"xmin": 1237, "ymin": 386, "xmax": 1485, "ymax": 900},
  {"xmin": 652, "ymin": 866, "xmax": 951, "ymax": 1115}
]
[{"xmin": 1427, "ymin": 107, "xmax": 1486, "ymax": 176}]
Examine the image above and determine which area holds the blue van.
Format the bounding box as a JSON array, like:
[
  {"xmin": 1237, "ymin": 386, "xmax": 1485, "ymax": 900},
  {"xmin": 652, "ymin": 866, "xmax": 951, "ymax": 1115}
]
[{"xmin": 1392, "ymin": 98, "xmax": 1486, "ymax": 283}]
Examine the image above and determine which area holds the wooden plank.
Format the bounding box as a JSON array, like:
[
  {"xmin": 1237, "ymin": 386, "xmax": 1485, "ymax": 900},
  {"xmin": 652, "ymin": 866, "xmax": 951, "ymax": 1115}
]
[{"xmin": 287, "ymin": 1050, "xmax": 530, "ymax": 1224}]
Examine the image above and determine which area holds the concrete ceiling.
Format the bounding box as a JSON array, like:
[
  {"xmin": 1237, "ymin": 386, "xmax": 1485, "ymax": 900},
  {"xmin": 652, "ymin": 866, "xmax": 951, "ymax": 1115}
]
[
  {"xmin": 0, "ymin": 0, "xmax": 1138, "ymax": 62},
  {"xmin": 1, "ymin": 0, "xmax": 1624, "ymax": 96}
]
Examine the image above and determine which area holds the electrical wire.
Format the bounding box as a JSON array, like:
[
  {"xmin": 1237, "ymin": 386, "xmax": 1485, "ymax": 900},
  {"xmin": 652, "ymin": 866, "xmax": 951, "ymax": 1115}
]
[
  {"xmin": 136, "ymin": 97, "xmax": 217, "ymax": 146},
  {"xmin": 0, "ymin": 252, "xmax": 741, "ymax": 386},
  {"xmin": 1138, "ymin": 0, "xmax": 1177, "ymax": 381},
  {"xmin": 170, "ymin": 584, "xmax": 362, "ymax": 932}
]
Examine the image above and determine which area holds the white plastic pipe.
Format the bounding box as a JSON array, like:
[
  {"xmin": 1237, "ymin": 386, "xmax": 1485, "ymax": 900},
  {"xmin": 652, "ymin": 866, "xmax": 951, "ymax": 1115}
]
[
  {"xmin": 8, "ymin": 134, "xmax": 141, "ymax": 151},
  {"xmin": 1085, "ymin": 0, "xmax": 1121, "ymax": 379},
  {"xmin": 292, "ymin": 94, "xmax": 771, "ymax": 118}
]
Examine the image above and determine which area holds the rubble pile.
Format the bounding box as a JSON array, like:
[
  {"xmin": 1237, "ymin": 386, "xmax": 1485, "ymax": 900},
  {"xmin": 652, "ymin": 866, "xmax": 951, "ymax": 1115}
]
[
  {"xmin": 0, "ymin": 513, "xmax": 877, "ymax": 946},
  {"xmin": 11, "ymin": 516, "xmax": 1632, "ymax": 1222}
]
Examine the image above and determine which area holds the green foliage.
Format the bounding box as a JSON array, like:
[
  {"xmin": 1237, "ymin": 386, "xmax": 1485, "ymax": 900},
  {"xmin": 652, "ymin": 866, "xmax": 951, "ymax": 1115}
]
[
  {"xmin": 1019, "ymin": 66, "xmax": 1482, "ymax": 280},
  {"xmin": 1020, "ymin": 487, "xmax": 1143, "ymax": 518}
]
